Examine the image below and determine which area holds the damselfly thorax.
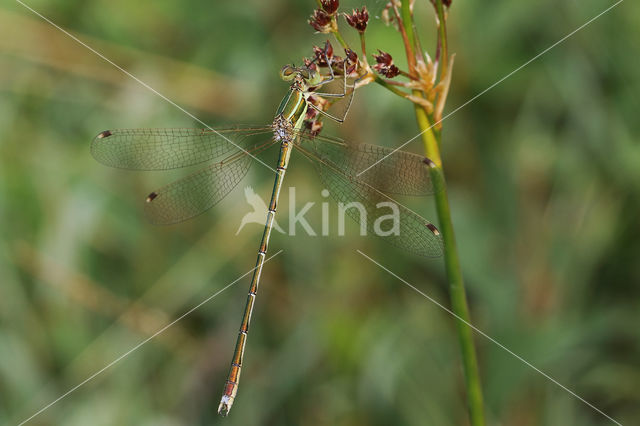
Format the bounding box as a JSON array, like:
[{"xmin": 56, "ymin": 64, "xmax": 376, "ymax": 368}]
[{"xmin": 272, "ymin": 71, "xmax": 311, "ymax": 142}]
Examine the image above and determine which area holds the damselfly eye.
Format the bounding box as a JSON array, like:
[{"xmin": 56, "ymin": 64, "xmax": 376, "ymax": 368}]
[
  {"xmin": 300, "ymin": 68, "xmax": 311, "ymax": 79},
  {"xmin": 280, "ymin": 65, "xmax": 296, "ymax": 81}
]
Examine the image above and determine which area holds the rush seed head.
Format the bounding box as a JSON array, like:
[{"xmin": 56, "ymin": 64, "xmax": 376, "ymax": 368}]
[
  {"xmin": 320, "ymin": 0, "xmax": 339, "ymax": 16},
  {"xmin": 309, "ymin": 9, "xmax": 334, "ymax": 33},
  {"xmin": 313, "ymin": 40, "xmax": 334, "ymax": 66},
  {"xmin": 345, "ymin": 6, "xmax": 369, "ymax": 33},
  {"xmin": 372, "ymin": 50, "xmax": 400, "ymax": 78},
  {"xmin": 343, "ymin": 48, "xmax": 358, "ymax": 75}
]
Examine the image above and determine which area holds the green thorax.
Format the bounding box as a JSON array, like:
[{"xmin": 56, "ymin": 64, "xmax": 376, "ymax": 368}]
[{"xmin": 275, "ymin": 85, "xmax": 308, "ymax": 131}]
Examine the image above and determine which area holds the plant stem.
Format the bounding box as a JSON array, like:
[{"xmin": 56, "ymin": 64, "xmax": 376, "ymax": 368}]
[
  {"xmin": 359, "ymin": 32, "xmax": 369, "ymax": 66},
  {"xmin": 433, "ymin": 0, "xmax": 449, "ymax": 77},
  {"xmin": 409, "ymin": 1, "xmax": 486, "ymax": 424},
  {"xmin": 331, "ymin": 29, "xmax": 348, "ymax": 50},
  {"xmin": 395, "ymin": 2, "xmax": 417, "ymax": 76},
  {"xmin": 373, "ymin": 76, "xmax": 410, "ymax": 99},
  {"xmin": 416, "ymin": 105, "xmax": 485, "ymax": 426}
]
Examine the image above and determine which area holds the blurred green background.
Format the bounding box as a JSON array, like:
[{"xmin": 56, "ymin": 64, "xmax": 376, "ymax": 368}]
[{"xmin": 1, "ymin": 0, "xmax": 639, "ymax": 425}]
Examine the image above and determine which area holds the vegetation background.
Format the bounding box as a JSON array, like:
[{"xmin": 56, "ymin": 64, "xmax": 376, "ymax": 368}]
[{"xmin": 1, "ymin": 0, "xmax": 638, "ymax": 424}]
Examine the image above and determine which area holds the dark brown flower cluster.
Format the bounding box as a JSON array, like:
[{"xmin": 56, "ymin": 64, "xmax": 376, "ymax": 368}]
[
  {"xmin": 309, "ymin": 9, "xmax": 332, "ymax": 33},
  {"xmin": 320, "ymin": 0, "xmax": 339, "ymax": 15},
  {"xmin": 345, "ymin": 7, "xmax": 368, "ymax": 33},
  {"xmin": 302, "ymin": 0, "xmax": 455, "ymax": 135},
  {"xmin": 306, "ymin": 1, "xmax": 366, "ymax": 79},
  {"xmin": 312, "ymin": 41, "xmax": 334, "ymax": 66},
  {"xmin": 304, "ymin": 104, "xmax": 323, "ymax": 136},
  {"xmin": 342, "ymin": 48, "xmax": 358, "ymax": 75},
  {"xmin": 302, "ymin": 1, "xmax": 374, "ymax": 136},
  {"xmin": 372, "ymin": 50, "xmax": 400, "ymax": 78},
  {"xmin": 304, "ymin": 94, "xmax": 331, "ymax": 136},
  {"xmin": 309, "ymin": 0, "xmax": 340, "ymax": 33},
  {"xmin": 308, "ymin": 41, "xmax": 358, "ymax": 77}
]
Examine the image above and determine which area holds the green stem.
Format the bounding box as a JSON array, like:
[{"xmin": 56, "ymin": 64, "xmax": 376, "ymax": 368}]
[
  {"xmin": 434, "ymin": 0, "xmax": 449, "ymax": 76},
  {"xmin": 414, "ymin": 103, "xmax": 485, "ymax": 426},
  {"xmin": 359, "ymin": 32, "xmax": 369, "ymax": 66},
  {"xmin": 396, "ymin": 1, "xmax": 417, "ymax": 75},
  {"xmin": 412, "ymin": 1, "xmax": 485, "ymax": 424},
  {"xmin": 414, "ymin": 104, "xmax": 440, "ymax": 163},
  {"xmin": 331, "ymin": 28, "xmax": 348, "ymax": 50},
  {"xmin": 373, "ymin": 75, "xmax": 410, "ymax": 99},
  {"xmin": 400, "ymin": 1, "xmax": 415, "ymax": 57}
]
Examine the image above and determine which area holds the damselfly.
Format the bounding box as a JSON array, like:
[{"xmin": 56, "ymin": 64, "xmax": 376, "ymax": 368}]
[{"xmin": 91, "ymin": 58, "xmax": 443, "ymax": 416}]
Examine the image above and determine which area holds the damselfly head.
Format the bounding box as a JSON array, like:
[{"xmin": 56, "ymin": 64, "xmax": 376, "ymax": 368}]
[{"xmin": 280, "ymin": 64, "xmax": 323, "ymax": 87}]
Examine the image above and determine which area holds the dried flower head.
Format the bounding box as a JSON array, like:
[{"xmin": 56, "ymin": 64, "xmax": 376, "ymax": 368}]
[
  {"xmin": 313, "ymin": 40, "xmax": 334, "ymax": 66},
  {"xmin": 305, "ymin": 119, "xmax": 324, "ymax": 136},
  {"xmin": 308, "ymin": 94, "xmax": 329, "ymax": 110},
  {"xmin": 330, "ymin": 55, "xmax": 344, "ymax": 72},
  {"xmin": 373, "ymin": 50, "xmax": 392, "ymax": 66},
  {"xmin": 344, "ymin": 48, "xmax": 358, "ymax": 75},
  {"xmin": 377, "ymin": 65, "xmax": 399, "ymax": 78},
  {"xmin": 372, "ymin": 50, "xmax": 400, "ymax": 78},
  {"xmin": 309, "ymin": 9, "xmax": 333, "ymax": 33},
  {"xmin": 304, "ymin": 96, "xmax": 325, "ymax": 136},
  {"xmin": 345, "ymin": 6, "xmax": 368, "ymax": 33},
  {"xmin": 305, "ymin": 105, "xmax": 319, "ymax": 121},
  {"xmin": 303, "ymin": 57, "xmax": 319, "ymax": 72},
  {"xmin": 320, "ymin": 0, "xmax": 339, "ymax": 16}
]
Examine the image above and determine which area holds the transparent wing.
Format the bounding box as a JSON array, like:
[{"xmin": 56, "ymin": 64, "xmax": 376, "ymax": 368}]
[
  {"xmin": 295, "ymin": 144, "xmax": 443, "ymax": 258},
  {"xmin": 296, "ymin": 130, "xmax": 434, "ymax": 196},
  {"xmin": 91, "ymin": 127, "xmax": 272, "ymax": 170},
  {"xmin": 144, "ymin": 154, "xmax": 255, "ymax": 225}
]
